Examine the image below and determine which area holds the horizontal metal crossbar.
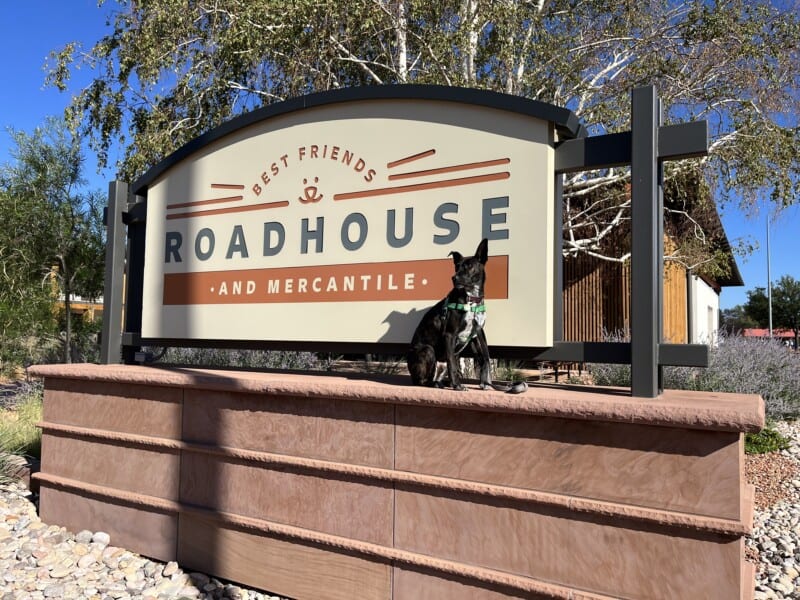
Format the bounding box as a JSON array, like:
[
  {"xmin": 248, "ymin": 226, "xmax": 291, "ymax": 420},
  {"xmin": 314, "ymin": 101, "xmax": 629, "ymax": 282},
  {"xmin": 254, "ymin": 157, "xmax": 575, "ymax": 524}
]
[
  {"xmin": 554, "ymin": 121, "xmax": 708, "ymax": 173},
  {"xmin": 522, "ymin": 342, "xmax": 707, "ymax": 367},
  {"xmin": 122, "ymin": 336, "xmax": 708, "ymax": 368}
]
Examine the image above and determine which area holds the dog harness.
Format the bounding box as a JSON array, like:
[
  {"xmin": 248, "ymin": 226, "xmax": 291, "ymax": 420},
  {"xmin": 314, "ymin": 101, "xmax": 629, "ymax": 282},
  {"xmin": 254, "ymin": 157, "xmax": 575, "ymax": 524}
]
[{"xmin": 443, "ymin": 296, "xmax": 486, "ymax": 354}]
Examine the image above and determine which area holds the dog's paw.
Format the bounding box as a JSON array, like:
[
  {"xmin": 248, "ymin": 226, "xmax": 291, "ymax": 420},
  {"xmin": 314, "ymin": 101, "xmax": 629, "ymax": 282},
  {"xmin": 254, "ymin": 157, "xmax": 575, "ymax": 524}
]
[{"xmin": 452, "ymin": 384, "xmax": 468, "ymax": 391}]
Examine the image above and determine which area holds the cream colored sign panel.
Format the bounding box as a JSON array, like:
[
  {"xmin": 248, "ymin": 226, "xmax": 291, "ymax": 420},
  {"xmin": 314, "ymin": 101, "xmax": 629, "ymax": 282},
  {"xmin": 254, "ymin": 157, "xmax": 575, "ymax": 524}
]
[{"xmin": 141, "ymin": 100, "xmax": 554, "ymax": 346}]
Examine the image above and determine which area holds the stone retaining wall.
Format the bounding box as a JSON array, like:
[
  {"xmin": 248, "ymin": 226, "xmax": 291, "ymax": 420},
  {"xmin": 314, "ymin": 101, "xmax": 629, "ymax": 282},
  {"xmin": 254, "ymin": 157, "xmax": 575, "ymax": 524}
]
[{"xmin": 30, "ymin": 364, "xmax": 763, "ymax": 599}]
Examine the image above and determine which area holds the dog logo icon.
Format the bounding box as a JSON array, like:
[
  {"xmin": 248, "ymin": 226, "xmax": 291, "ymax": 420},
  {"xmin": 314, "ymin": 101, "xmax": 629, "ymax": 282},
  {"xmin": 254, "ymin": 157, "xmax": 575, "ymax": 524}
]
[{"xmin": 299, "ymin": 177, "xmax": 323, "ymax": 204}]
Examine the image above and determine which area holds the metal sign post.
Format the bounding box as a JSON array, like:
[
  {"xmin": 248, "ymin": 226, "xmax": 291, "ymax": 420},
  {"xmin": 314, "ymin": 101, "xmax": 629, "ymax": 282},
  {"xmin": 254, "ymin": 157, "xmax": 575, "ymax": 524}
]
[
  {"xmin": 630, "ymin": 86, "xmax": 663, "ymax": 397},
  {"xmin": 554, "ymin": 85, "xmax": 709, "ymax": 397},
  {"xmin": 99, "ymin": 181, "xmax": 128, "ymax": 364}
]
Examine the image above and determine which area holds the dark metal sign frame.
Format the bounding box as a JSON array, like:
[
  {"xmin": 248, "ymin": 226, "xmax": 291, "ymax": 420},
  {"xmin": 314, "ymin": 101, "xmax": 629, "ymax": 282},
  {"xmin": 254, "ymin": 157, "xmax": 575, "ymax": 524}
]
[{"xmin": 101, "ymin": 85, "xmax": 708, "ymax": 398}]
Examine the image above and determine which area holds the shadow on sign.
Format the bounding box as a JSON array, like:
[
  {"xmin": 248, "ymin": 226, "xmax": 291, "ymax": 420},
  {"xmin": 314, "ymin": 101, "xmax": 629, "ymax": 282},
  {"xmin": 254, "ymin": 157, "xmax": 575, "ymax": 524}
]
[{"xmin": 379, "ymin": 307, "xmax": 427, "ymax": 344}]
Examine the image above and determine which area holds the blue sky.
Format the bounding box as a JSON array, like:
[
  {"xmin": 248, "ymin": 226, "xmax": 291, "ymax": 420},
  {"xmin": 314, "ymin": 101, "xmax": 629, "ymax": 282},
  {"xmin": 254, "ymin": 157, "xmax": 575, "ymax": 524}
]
[{"xmin": 0, "ymin": 1, "xmax": 797, "ymax": 311}]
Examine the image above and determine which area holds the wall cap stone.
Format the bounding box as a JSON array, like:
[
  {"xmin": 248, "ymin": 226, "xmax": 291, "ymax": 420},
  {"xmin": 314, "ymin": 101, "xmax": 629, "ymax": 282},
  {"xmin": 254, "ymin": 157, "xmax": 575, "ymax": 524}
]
[{"xmin": 29, "ymin": 363, "xmax": 765, "ymax": 433}]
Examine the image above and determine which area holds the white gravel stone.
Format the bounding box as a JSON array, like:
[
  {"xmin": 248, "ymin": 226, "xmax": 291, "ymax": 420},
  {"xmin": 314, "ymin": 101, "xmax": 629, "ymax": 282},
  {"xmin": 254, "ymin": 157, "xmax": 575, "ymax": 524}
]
[
  {"xmin": 90, "ymin": 531, "xmax": 111, "ymax": 547},
  {"xmin": 747, "ymin": 420, "xmax": 800, "ymax": 599},
  {"xmin": 0, "ymin": 481, "xmax": 290, "ymax": 600}
]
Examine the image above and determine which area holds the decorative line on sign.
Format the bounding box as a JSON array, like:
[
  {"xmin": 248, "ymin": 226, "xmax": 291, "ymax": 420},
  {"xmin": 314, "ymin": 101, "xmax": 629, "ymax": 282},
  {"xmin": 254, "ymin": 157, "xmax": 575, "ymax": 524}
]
[
  {"xmin": 166, "ymin": 200, "xmax": 290, "ymax": 220},
  {"xmin": 387, "ymin": 149, "xmax": 436, "ymax": 169},
  {"xmin": 211, "ymin": 183, "xmax": 246, "ymax": 190},
  {"xmin": 167, "ymin": 195, "xmax": 244, "ymax": 210},
  {"xmin": 388, "ymin": 157, "xmax": 511, "ymax": 181},
  {"xmin": 333, "ymin": 171, "xmax": 510, "ymax": 201}
]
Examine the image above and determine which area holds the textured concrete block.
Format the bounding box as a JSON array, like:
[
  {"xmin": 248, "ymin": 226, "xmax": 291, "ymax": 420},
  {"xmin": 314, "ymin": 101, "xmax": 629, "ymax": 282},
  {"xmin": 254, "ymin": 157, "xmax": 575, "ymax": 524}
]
[
  {"xmin": 396, "ymin": 405, "xmax": 742, "ymax": 519},
  {"xmin": 178, "ymin": 513, "xmax": 391, "ymax": 600},
  {"xmin": 42, "ymin": 378, "xmax": 182, "ymax": 439},
  {"xmin": 39, "ymin": 486, "xmax": 177, "ymax": 563},
  {"xmin": 41, "ymin": 434, "xmax": 180, "ymax": 500},
  {"xmin": 180, "ymin": 452, "xmax": 393, "ymax": 546},
  {"xmin": 182, "ymin": 389, "xmax": 394, "ymax": 467}
]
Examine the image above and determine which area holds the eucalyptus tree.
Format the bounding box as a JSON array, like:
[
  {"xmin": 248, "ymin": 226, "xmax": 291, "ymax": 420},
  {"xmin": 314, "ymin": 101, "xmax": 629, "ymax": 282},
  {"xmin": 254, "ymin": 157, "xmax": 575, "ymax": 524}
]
[
  {"xmin": 0, "ymin": 118, "xmax": 105, "ymax": 364},
  {"xmin": 49, "ymin": 0, "xmax": 799, "ymax": 275},
  {"xmin": 0, "ymin": 188, "xmax": 55, "ymax": 371}
]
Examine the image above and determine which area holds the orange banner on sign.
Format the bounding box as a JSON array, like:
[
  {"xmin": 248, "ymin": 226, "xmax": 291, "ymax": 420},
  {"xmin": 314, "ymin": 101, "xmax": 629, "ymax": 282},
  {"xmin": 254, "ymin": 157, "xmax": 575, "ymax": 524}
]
[{"xmin": 163, "ymin": 256, "xmax": 508, "ymax": 305}]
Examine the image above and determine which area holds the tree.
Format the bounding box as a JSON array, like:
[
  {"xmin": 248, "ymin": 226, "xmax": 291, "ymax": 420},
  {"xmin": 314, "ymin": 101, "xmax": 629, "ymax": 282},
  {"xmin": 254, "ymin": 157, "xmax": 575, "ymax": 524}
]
[
  {"xmin": 48, "ymin": 0, "xmax": 799, "ymax": 273},
  {"xmin": 743, "ymin": 277, "xmax": 800, "ymax": 349},
  {"xmin": 0, "ymin": 187, "xmax": 56, "ymax": 371},
  {"xmin": 719, "ymin": 305, "xmax": 757, "ymax": 334},
  {"xmin": 772, "ymin": 276, "xmax": 800, "ymax": 350},
  {"xmin": 743, "ymin": 286, "xmax": 770, "ymax": 328},
  {"xmin": 0, "ymin": 117, "xmax": 106, "ymax": 364}
]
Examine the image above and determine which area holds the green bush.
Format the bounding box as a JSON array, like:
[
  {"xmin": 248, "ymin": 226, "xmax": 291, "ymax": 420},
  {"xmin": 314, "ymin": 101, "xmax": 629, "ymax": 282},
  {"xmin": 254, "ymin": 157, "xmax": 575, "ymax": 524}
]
[
  {"xmin": 0, "ymin": 381, "xmax": 43, "ymax": 478},
  {"xmin": 745, "ymin": 423, "xmax": 791, "ymax": 454},
  {"xmin": 496, "ymin": 360, "xmax": 527, "ymax": 382}
]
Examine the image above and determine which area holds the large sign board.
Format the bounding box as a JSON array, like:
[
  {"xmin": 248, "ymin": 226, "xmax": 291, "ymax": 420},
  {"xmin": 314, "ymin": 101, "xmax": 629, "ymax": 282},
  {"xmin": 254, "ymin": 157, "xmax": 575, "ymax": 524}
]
[
  {"xmin": 135, "ymin": 88, "xmax": 583, "ymax": 350},
  {"xmin": 103, "ymin": 86, "xmax": 711, "ymax": 396}
]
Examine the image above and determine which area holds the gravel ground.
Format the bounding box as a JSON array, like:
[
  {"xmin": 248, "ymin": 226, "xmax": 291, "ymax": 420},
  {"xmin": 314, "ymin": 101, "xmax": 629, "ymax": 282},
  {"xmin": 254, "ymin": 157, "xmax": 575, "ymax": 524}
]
[
  {"xmin": 746, "ymin": 420, "xmax": 800, "ymax": 599},
  {"xmin": 0, "ymin": 421, "xmax": 798, "ymax": 599},
  {"xmin": 0, "ymin": 483, "xmax": 289, "ymax": 600}
]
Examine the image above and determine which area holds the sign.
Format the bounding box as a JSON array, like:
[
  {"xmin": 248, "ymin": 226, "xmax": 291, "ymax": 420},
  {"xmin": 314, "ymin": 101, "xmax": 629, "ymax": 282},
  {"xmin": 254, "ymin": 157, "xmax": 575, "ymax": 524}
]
[{"xmin": 139, "ymin": 92, "xmax": 561, "ymax": 348}]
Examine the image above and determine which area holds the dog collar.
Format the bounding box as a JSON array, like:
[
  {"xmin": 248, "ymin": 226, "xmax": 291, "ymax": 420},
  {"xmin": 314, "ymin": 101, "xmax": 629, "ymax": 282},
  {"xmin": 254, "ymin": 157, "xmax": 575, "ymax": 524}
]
[{"xmin": 445, "ymin": 301, "xmax": 486, "ymax": 313}]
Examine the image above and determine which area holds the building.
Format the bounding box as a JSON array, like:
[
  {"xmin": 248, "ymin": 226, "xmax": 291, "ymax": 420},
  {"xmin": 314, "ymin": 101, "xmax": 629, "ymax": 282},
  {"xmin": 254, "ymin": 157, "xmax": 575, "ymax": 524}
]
[
  {"xmin": 562, "ymin": 180, "xmax": 743, "ymax": 345},
  {"xmin": 743, "ymin": 328, "xmax": 796, "ymax": 348}
]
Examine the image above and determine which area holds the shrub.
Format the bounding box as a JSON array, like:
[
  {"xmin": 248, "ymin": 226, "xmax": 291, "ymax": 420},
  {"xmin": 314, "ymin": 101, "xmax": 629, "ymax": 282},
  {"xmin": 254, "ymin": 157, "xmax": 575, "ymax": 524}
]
[
  {"xmin": 144, "ymin": 347, "xmax": 322, "ymax": 371},
  {"xmin": 586, "ymin": 330, "xmax": 631, "ymax": 387},
  {"xmin": 672, "ymin": 334, "xmax": 800, "ymax": 420},
  {"xmin": 745, "ymin": 422, "xmax": 791, "ymax": 454},
  {"xmin": 0, "ymin": 449, "xmax": 20, "ymax": 485},
  {"xmin": 588, "ymin": 362, "xmax": 631, "ymax": 387},
  {"xmin": 588, "ymin": 332, "xmax": 800, "ymax": 420},
  {"xmin": 0, "ymin": 381, "xmax": 43, "ymax": 461},
  {"xmin": 495, "ymin": 360, "xmax": 527, "ymax": 382}
]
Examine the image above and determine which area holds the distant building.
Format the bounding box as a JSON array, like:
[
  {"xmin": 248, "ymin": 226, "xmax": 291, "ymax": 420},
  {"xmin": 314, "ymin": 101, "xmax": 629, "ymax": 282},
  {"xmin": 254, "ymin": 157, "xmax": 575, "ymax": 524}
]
[
  {"xmin": 60, "ymin": 295, "xmax": 104, "ymax": 323},
  {"xmin": 742, "ymin": 328, "xmax": 795, "ymax": 345},
  {"xmin": 49, "ymin": 265, "xmax": 105, "ymax": 322},
  {"xmin": 562, "ymin": 180, "xmax": 743, "ymax": 345}
]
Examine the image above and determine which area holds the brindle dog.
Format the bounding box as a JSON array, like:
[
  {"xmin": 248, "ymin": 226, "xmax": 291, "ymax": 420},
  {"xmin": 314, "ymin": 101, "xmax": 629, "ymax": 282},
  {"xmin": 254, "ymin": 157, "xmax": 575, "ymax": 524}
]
[{"xmin": 407, "ymin": 238, "xmax": 527, "ymax": 393}]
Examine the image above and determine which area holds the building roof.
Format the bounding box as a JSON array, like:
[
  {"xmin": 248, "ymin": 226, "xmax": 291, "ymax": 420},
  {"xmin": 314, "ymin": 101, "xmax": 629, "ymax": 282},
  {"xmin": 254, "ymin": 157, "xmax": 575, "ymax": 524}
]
[
  {"xmin": 698, "ymin": 200, "xmax": 744, "ymax": 288},
  {"xmin": 742, "ymin": 328, "xmax": 794, "ymax": 339},
  {"xmin": 658, "ymin": 168, "xmax": 744, "ymax": 288}
]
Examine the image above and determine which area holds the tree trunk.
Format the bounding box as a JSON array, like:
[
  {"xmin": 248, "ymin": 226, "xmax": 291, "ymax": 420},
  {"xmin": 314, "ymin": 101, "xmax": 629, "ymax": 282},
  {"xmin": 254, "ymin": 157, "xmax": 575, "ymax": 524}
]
[
  {"xmin": 461, "ymin": 0, "xmax": 479, "ymax": 85},
  {"xmin": 395, "ymin": 0, "xmax": 408, "ymax": 82},
  {"xmin": 63, "ymin": 293, "xmax": 72, "ymax": 363},
  {"xmin": 62, "ymin": 263, "xmax": 72, "ymax": 364}
]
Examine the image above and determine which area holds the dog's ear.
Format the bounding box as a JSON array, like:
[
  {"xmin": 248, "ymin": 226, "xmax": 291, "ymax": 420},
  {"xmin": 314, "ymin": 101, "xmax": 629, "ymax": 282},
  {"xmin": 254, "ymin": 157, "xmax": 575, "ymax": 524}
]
[
  {"xmin": 475, "ymin": 238, "xmax": 489, "ymax": 265},
  {"xmin": 448, "ymin": 251, "xmax": 463, "ymax": 267}
]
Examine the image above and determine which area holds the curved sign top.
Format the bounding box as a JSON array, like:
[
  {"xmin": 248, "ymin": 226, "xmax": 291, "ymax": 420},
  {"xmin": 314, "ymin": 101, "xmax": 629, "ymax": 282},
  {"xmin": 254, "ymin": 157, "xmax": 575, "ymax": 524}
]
[{"xmin": 138, "ymin": 86, "xmax": 583, "ymax": 349}]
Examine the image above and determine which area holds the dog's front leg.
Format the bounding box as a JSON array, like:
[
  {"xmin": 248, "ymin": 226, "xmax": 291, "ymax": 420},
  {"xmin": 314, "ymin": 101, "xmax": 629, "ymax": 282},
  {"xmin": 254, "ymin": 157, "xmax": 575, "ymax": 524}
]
[
  {"xmin": 443, "ymin": 332, "xmax": 466, "ymax": 391},
  {"xmin": 474, "ymin": 330, "xmax": 494, "ymax": 390}
]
